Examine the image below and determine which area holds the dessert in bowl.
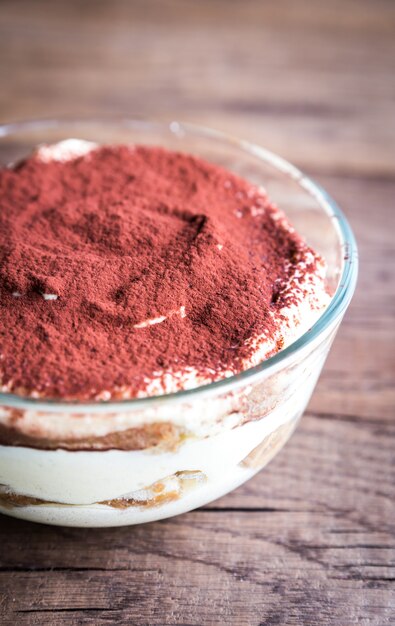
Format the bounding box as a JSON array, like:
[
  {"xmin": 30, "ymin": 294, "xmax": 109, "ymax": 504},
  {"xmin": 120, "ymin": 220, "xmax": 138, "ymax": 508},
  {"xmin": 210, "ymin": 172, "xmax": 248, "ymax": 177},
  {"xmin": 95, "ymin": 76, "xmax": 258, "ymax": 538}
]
[{"xmin": 0, "ymin": 120, "xmax": 357, "ymax": 527}]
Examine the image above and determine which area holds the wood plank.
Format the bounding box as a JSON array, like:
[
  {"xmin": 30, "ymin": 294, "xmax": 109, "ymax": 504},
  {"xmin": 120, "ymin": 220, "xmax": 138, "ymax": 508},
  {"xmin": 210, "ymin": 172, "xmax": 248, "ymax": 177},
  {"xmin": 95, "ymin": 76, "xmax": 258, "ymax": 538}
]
[
  {"xmin": 0, "ymin": 0, "xmax": 394, "ymax": 175},
  {"xmin": 0, "ymin": 509, "xmax": 393, "ymax": 625}
]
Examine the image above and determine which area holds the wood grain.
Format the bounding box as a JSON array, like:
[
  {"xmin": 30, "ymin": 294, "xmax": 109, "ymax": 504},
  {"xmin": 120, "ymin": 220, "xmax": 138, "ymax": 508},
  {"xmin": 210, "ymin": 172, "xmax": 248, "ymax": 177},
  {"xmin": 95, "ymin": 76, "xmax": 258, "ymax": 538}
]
[{"xmin": 0, "ymin": 0, "xmax": 394, "ymax": 624}]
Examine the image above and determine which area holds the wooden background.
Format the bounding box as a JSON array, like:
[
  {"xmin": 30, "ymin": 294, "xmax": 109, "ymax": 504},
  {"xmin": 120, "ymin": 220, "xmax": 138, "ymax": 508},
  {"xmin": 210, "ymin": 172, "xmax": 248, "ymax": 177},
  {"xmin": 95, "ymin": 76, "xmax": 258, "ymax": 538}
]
[{"xmin": 0, "ymin": 1, "xmax": 394, "ymax": 624}]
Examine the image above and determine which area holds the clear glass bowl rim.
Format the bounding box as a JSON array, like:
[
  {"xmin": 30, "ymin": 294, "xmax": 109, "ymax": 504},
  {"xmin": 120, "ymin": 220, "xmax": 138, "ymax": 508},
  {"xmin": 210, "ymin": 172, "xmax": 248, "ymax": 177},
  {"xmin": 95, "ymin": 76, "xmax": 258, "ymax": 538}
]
[{"xmin": 0, "ymin": 118, "xmax": 358, "ymax": 413}]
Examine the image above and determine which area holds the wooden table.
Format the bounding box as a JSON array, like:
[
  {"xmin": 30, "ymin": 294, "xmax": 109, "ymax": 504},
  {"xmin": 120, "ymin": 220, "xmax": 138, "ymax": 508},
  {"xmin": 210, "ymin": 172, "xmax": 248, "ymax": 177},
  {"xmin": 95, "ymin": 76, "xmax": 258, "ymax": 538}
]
[{"xmin": 0, "ymin": 1, "xmax": 394, "ymax": 624}]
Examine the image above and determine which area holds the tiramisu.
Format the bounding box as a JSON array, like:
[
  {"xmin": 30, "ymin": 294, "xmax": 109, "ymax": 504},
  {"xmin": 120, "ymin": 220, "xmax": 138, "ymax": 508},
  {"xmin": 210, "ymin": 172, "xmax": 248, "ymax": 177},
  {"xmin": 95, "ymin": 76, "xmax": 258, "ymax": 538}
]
[{"xmin": 0, "ymin": 136, "xmax": 336, "ymax": 526}]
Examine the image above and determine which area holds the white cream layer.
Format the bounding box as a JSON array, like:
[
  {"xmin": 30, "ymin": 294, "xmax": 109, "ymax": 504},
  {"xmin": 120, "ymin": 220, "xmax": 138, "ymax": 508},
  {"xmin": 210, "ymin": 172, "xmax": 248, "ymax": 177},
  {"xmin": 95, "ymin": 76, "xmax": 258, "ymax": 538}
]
[
  {"xmin": 0, "ymin": 398, "xmax": 297, "ymax": 505},
  {"xmin": 0, "ymin": 467, "xmax": 257, "ymax": 528}
]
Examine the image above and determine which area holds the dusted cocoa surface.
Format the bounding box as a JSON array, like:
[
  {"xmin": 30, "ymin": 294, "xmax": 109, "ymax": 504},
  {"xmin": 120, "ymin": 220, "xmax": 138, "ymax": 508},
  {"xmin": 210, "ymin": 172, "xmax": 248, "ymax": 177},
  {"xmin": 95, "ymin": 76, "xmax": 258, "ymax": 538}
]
[{"xmin": 0, "ymin": 143, "xmax": 321, "ymax": 400}]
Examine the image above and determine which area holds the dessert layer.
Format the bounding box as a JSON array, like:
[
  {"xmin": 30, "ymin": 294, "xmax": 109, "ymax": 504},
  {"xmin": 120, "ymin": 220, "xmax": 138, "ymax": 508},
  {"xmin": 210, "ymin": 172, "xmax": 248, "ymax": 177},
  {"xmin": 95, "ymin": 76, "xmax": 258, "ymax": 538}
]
[
  {"xmin": 0, "ymin": 140, "xmax": 330, "ymax": 400},
  {"xmin": 0, "ymin": 418, "xmax": 181, "ymax": 451},
  {"xmin": 0, "ymin": 468, "xmax": 258, "ymax": 528},
  {"xmin": 0, "ymin": 404, "xmax": 298, "ymax": 504},
  {"xmin": 0, "ymin": 470, "xmax": 207, "ymax": 510}
]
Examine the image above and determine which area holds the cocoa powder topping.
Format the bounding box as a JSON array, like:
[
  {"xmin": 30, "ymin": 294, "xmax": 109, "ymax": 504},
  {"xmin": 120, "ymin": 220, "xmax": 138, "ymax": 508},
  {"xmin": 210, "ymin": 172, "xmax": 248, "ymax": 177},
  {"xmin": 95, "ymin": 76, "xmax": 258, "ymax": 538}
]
[{"xmin": 0, "ymin": 144, "xmax": 314, "ymax": 399}]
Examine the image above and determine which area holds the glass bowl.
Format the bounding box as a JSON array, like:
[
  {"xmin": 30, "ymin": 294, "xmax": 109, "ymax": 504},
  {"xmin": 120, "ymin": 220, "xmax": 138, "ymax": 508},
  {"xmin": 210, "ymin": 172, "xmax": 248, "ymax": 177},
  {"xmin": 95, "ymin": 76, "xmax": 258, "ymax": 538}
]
[{"xmin": 0, "ymin": 119, "xmax": 358, "ymax": 527}]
